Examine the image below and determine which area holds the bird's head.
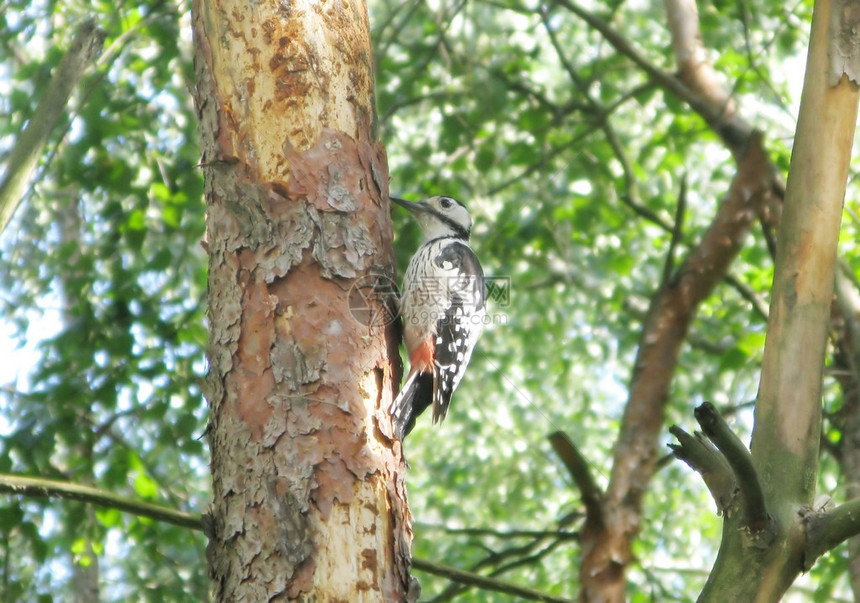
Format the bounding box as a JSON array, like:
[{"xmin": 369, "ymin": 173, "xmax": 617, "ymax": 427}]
[{"xmin": 390, "ymin": 195, "xmax": 472, "ymax": 241}]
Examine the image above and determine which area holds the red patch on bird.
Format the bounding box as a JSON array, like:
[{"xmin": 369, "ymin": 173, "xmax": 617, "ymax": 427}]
[{"xmin": 410, "ymin": 338, "xmax": 435, "ymax": 372}]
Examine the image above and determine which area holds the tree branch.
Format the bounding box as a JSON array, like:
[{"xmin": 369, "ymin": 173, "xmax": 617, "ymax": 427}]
[
  {"xmin": 606, "ymin": 136, "xmax": 772, "ymax": 511},
  {"xmin": 661, "ymin": 174, "xmax": 687, "ymax": 286},
  {"xmin": 548, "ymin": 431, "xmax": 604, "ymax": 528},
  {"xmin": 0, "ymin": 473, "xmax": 572, "ymax": 601},
  {"xmin": 413, "ymin": 557, "xmax": 575, "ymax": 603},
  {"xmin": 552, "ymin": 0, "xmax": 752, "ymax": 153},
  {"xmin": 426, "ymin": 517, "xmax": 571, "ymax": 601},
  {"xmin": 724, "ymin": 273, "xmax": 770, "ymax": 321},
  {"xmin": 664, "ymin": 0, "xmax": 787, "ymax": 260},
  {"xmin": 539, "ymin": 8, "xmax": 674, "ymax": 232},
  {"xmin": 662, "ymin": 0, "xmax": 740, "ymax": 125},
  {"xmin": 693, "ymin": 402, "xmax": 769, "ymax": 531},
  {"xmin": 0, "ymin": 19, "xmax": 105, "ymax": 234},
  {"xmin": 415, "ymin": 523, "xmax": 578, "ymax": 541},
  {"xmin": 668, "ymin": 425, "xmax": 736, "ymax": 514},
  {"xmin": 575, "ymin": 131, "xmax": 775, "ymax": 589},
  {"xmin": 487, "ymin": 128, "xmax": 598, "ymax": 196},
  {"xmin": 0, "ymin": 473, "xmax": 202, "ymax": 531}
]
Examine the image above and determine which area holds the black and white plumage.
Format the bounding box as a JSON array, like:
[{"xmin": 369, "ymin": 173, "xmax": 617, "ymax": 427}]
[{"xmin": 389, "ymin": 195, "xmax": 486, "ymax": 440}]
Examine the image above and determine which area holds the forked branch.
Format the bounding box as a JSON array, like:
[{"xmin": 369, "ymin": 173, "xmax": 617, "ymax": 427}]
[
  {"xmin": 671, "ymin": 402, "xmax": 769, "ymax": 532},
  {"xmin": 694, "ymin": 402, "xmax": 769, "ymax": 531},
  {"xmin": 668, "ymin": 425, "xmax": 735, "ymax": 514}
]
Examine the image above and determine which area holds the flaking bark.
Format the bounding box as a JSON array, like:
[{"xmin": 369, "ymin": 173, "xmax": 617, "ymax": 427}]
[{"xmin": 192, "ymin": 0, "xmax": 410, "ymax": 599}]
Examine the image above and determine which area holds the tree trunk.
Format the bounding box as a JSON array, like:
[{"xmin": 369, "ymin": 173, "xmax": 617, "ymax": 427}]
[
  {"xmin": 700, "ymin": 0, "xmax": 859, "ymax": 598},
  {"xmin": 59, "ymin": 197, "xmax": 102, "ymax": 603},
  {"xmin": 192, "ymin": 1, "xmax": 412, "ymax": 600},
  {"xmin": 577, "ymin": 136, "xmax": 773, "ymax": 602}
]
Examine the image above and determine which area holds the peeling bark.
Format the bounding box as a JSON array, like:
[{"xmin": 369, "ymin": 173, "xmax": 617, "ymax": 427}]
[
  {"xmin": 192, "ymin": 0, "xmax": 410, "ymax": 600},
  {"xmin": 828, "ymin": 0, "xmax": 860, "ymax": 86}
]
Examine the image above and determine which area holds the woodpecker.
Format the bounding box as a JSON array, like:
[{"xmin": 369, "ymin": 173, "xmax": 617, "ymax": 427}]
[{"xmin": 389, "ymin": 195, "xmax": 486, "ymax": 440}]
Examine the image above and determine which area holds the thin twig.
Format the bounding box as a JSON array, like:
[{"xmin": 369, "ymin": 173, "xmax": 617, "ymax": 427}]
[
  {"xmin": 428, "ymin": 527, "xmax": 558, "ymax": 601},
  {"xmin": 0, "ymin": 473, "xmax": 203, "ymax": 531},
  {"xmin": 0, "ymin": 472, "xmax": 572, "ymax": 601},
  {"xmin": 551, "ymin": 0, "xmax": 752, "ymax": 151},
  {"xmin": 724, "ymin": 273, "xmax": 769, "ymax": 321},
  {"xmin": 415, "ymin": 523, "xmax": 578, "ymax": 540},
  {"xmin": 539, "ymin": 8, "xmax": 674, "ymax": 232},
  {"xmin": 662, "ymin": 174, "xmax": 687, "ymax": 285},
  {"xmin": 413, "ymin": 557, "xmax": 575, "ymax": 603}
]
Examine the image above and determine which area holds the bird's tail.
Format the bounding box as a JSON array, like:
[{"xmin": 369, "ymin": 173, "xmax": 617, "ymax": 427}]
[{"xmin": 390, "ymin": 370, "xmax": 434, "ymax": 441}]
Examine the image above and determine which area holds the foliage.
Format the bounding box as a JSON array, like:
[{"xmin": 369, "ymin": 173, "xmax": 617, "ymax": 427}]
[
  {"xmin": 0, "ymin": 0, "xmax": 857, "ymax": 600},
  {"xmin": 0, "ymin": 1, "xmax": 208, "ymax": 600}
]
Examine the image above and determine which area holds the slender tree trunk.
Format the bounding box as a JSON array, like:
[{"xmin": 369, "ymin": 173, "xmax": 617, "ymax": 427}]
[
  {"xmin": 563, "ymin": 0, "xmax": 780, "ymax": 598},
  {"xmin": 750, "ymin": 0, "xmax": 857, "ymax": 539},
  {"xmin": 192, "ymin": 1, "xmax": 412, "ymax": 600},
  {"xmin": 699, "ymin": 0, "xmax": 859, "ymax": 598},
  {"xmin": 59, "ymin": 196, "xmax": 101, "ymax": 603},
  {"xmin": 579, "ymin": 0, "xmax": 860, "ymax": 598}
]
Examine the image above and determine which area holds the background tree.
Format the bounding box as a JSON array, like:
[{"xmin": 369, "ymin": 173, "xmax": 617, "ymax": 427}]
[
  {"xmin": 0, "ymin": 3, "xmax": 211, "ymax": 600},
  {"xmin": 3, "ymin": 0, "xmax": 860, "ymax": 601}
]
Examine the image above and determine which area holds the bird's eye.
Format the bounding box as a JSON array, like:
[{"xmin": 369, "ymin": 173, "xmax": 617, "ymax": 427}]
[{"xmin": 440, "ymin": 197, "xmax": 453, "ymax": 209}]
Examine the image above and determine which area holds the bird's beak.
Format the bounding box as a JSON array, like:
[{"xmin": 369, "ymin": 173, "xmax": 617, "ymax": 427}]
[{"xmin": 390, "ymin": 197, "xmax": 429, "ymax": 214}]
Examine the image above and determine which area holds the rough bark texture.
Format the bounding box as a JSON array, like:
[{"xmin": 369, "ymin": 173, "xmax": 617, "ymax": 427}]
[{"xmin": 192, "ymin": 1, "xmax": 411, "ymax": 600}]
